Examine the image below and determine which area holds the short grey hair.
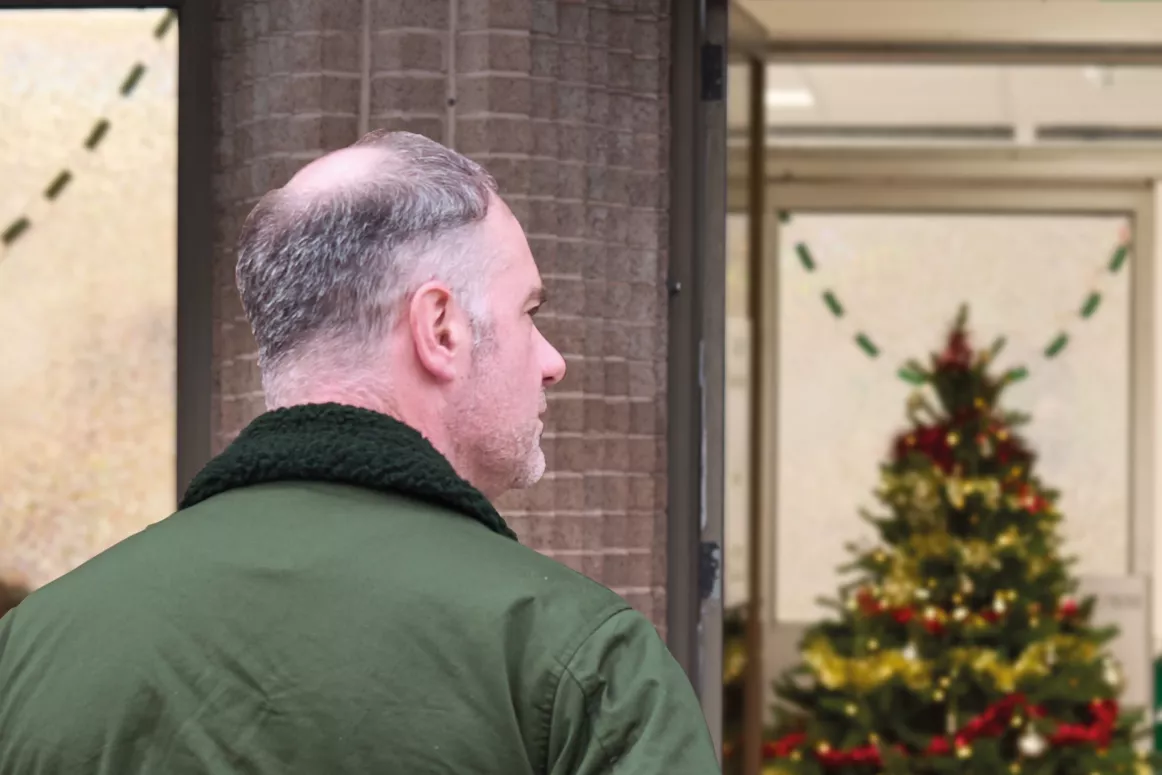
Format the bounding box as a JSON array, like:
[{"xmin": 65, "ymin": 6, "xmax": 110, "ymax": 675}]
[{"xmin": 235, "ymin": 131, "xmax": 499, "ymax": 396}]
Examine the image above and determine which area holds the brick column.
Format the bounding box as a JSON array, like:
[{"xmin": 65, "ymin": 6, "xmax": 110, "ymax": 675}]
[
  {"xmin": 210, "ymin": 0, "xmax": 365, "ymax": 451},
  {"xmin": 210, "ymin": 0, "xmax": 671, "ymax": 630}
]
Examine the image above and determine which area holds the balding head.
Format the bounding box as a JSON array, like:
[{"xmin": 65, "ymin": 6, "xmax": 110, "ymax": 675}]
[
  {"xmin": 235, "ymin": 130, "xmax": 500, "ymax": 406},
  {"xmin": 282, "ymin": 146, "xmax": 386, "ymax": 196}
]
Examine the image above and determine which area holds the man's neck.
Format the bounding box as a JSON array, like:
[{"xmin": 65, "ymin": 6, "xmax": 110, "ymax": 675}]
[{"xmin": 273, "ymin": 388, "xmax": 485, "ymax": 491}]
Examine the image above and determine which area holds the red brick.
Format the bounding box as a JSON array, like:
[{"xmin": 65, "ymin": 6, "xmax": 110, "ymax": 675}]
[
  {"xmin": 457, "ymin": 31, "xmax": 532, "ymax": 73},
  {"xmin": 373, "ymin": 30, "xmax": 445, "ymax": 73}
]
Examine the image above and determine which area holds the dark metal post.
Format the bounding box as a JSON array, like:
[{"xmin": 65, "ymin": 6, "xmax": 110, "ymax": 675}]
[
  {"xmin": 743, "ymin": 55, "xmax": 767, "ymax": 775},
  {"xmin": 176, "ymin": 0, "xmax": 214, "ymax": 496}
]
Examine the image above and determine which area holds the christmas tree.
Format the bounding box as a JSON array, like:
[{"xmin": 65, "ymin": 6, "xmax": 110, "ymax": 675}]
[{"xmin": 762, "ymin": 307, "xmax": 1153, "ymax": 775}]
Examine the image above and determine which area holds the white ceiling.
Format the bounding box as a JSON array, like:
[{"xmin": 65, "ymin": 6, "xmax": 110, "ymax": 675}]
[
  {"xmin": 728, "ymin": 0, "xmax": 1162, "ymax": 144},
  {"xmin": 735, "ymin": 0, "xmax": 1162, "ymax": 46},
  {"xmin": 727, "ymin": 63, "xmax": 1162, "ymax": 133}
]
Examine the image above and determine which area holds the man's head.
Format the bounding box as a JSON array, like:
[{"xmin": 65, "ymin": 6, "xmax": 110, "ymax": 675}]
[{"xmin": 235, "ymin": 130, "xmax": 566, "ymax": 499}]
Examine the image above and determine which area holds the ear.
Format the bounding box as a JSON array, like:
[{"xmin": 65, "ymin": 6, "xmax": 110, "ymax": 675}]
[{"xmin": 407, "ymin": 280, "xmax": 471, "ymax": 382}]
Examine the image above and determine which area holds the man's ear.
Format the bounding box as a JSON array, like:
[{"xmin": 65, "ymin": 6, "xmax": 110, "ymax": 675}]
[{"xmin": 408, "ymin": 280, "xmax": 469, "ymax": 381}]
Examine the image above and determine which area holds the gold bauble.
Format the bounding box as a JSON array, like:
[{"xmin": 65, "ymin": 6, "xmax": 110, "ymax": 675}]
[
  {"xmin": 934, "ymin": 689, "xmax": 946, "ymax": 701},
  {"xmin": 867, "ymin": 638, "xmax": 880, "ymax": 652},
  {"xmin": 956, "ymin": 743, "xmax": 971, "ymax": 759},
  {"xmin": 845, "ymin": 702, "xmax": 858, "ymax": 716},
  {"xmin": 953, "ymin": 606, "xmax": 969, "ymax": 621},
  {"xmin": 947, "ymin": 431, "xmax": 961, "ymax": 446}
]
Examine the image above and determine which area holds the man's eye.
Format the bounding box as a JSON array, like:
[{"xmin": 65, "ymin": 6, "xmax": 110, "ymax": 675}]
[{"xmin": 528, "ymin": 305, "xmax": 542, "ymax": 318}]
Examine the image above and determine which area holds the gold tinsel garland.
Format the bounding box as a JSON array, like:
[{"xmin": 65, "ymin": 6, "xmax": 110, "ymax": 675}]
[
  {"xmin": 879, "ymin": 467, "xmax": 1055, "ymax": 517},
  {"xmin": 801, "ymin": 635, "xmax": 1096, "ymax": 694}
]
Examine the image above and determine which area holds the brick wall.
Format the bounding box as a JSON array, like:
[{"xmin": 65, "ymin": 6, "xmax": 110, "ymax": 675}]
[{"xmin": 208, "ymin": 0, "xmax": 671, "ymax": 629}]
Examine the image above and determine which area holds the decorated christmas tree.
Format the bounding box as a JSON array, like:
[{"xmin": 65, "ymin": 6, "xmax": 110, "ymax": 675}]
[{"xmin": 762, "ymin": 308, "xmax": 1153, "ymax": 775}]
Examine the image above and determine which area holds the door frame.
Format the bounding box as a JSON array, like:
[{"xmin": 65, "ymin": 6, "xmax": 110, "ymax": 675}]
[{"xmin": 669, "ymin": 0, "xmax": 730, "ymax": 758}]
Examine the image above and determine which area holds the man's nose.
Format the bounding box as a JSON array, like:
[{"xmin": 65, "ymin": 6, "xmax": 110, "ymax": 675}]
[{"xmin": 541, "ymin": 339, "xmax": 567, "ymax": 387}]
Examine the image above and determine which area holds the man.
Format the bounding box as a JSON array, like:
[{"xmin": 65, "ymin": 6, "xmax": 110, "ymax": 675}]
[{"xmin": 0, "ymin": 131, "xmax": 720, "ymax": 774}]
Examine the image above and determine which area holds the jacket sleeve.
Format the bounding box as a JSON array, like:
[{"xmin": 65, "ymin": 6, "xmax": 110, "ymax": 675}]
[{"xmin": 545, "ymin": 608, "xmax": 721, "ymax": 775}]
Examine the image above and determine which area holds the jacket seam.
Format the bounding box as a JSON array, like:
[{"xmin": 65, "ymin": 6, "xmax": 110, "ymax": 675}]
[
  {"xmin": 561, "ymin": 663, "xmax": 617, "ymax": 770},
  {"xmin": 536, "ymin": 602, "xmax": 630, "ymax": 774}
]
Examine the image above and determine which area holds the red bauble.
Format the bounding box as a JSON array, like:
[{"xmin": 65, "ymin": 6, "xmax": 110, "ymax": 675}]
[{"xmin": 1016, "ymin": 483, "xmax": 1047, "ymax": 513}]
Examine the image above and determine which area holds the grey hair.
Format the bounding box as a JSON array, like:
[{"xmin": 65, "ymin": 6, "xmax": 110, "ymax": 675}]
[{"xmin": 235, "ymin": 130, "xmax": 499, "ymax": 398}]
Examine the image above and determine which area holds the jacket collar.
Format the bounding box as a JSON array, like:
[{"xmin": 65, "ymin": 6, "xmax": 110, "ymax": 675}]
[{"xmin": 179, "ymin": 402, "xmax": 518, "ymax": 541}]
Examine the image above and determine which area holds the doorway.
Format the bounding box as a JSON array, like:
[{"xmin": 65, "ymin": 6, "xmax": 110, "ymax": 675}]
[{"xmin": 718, "ymin": 14, "xmax": 1162, "ymax": 773}]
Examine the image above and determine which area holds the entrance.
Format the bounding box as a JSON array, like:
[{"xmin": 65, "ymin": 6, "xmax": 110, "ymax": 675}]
[{"xmin": 712, "ymin": 6, "xmax": 1162, "ymax": 772}]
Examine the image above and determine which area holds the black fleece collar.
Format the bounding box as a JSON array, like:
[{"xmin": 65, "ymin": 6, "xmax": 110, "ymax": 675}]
[{"xmin": 179, "ymin": 403, "xmax": 518, "ymax": 541}]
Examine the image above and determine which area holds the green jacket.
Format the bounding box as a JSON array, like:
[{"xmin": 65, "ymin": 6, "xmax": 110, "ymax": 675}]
[{"xmin": 0, "ymin": 404, "xmax": 719, "ymax": 774}]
